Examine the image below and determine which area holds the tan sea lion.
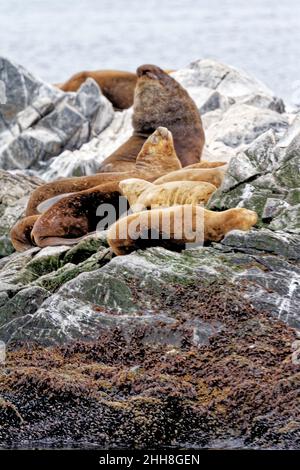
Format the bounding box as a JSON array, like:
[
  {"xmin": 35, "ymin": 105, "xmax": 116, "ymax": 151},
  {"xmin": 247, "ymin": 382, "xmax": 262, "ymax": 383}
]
[
  {"xmin": 119, "ymin": 179, "xmax": 217, "ymax": 211},
  {"xmin": 107, "ymin": 206, "xmax": 258, "ymax": 256},
  {"xmin": 10, "ymin": 215, "xmax": 40, "ymax": 252},
  {"xmin": 153, "ymin": 166, "xmax": 227, "ymax": 187},
  {"xmin": 25, "ymin": 127, "xmax": 181, "ymax": 217},
  {"xmin": 98, "ymin": 64, "xmax": 205, "ymax": 172}
]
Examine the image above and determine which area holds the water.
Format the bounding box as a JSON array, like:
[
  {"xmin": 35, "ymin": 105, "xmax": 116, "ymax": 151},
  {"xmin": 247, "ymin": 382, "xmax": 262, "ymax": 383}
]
[{"xmin": 0, "ymin": 0, "xmax": 299, "ymax": 103}]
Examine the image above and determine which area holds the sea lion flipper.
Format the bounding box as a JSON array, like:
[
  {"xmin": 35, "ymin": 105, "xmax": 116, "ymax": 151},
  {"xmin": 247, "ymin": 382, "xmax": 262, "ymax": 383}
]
[{"xmin": 135, "ymin": 127, "xmax": 181, "ymax": 175}]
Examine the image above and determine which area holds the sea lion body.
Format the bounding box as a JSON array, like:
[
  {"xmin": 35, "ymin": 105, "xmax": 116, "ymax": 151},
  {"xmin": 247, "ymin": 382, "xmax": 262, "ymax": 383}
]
[
  {"xmin": 107, "ymin": 206, "xmax": 258, "ymax": 256},
  {"xmin": 57, "ymin": 70, "xmax": 137, "ymax": 110},
  {"xmin": 98, "ymin": 64, "xmax": 205, "ymax": 172},
  {"xmin": 119, "ymin": 179, "xmax": 217, "ymax": 211},
  {"xmin": 153, "ymin": 167, "xmax": 226, "ymax": 187}
]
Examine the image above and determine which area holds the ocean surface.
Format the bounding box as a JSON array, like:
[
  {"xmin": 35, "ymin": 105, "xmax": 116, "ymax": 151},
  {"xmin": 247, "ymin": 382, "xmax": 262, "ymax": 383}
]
[{"xmin": 0, "ymin": 0, "xmax": 299, "ymax": 104}]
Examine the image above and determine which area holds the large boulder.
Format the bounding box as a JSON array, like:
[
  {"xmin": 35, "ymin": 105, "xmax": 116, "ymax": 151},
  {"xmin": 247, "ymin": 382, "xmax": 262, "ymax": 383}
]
[
  {"xmin": 208, "ymin": 120, "xmax": 300, "ymax": 234},
  {"xmin": 0, "ymin": 57, "xmax": 114, "ymax": 171},
  {"xmin": 42, "ymin": 108, "xmax": 133, "ymax": 180}
]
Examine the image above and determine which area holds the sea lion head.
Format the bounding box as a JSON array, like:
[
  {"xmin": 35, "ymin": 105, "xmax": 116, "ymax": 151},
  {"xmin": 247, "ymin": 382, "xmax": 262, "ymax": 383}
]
[
  {"xmin": 205, "ymin": 207, "xmax": 258, "ymax": 242},
  {"xmin": 133, "ymin": 64, "xmax": 199, "ymax": 133},
  {"xmin": 119, "ymin": 178, "xmax": 153, "ymax": 207},
  {"xmin": 225, "ymin": 208, "xmax": 258, "ymax": 232}
]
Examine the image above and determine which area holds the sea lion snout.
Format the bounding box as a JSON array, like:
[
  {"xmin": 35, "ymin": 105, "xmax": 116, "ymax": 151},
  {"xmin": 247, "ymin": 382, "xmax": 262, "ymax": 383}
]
[{"xmin": 149, "ymin": 126, "xmax": 171, "ymax": 144}]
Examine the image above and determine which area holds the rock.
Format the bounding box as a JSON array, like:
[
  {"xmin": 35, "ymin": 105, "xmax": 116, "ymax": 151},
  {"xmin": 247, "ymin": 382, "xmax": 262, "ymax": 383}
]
[
  {"xmin": 0, "ymin": 57, "xmax": 114, "ymax": 171},
  {"xmin": 208, "ymin": 125, "xmax": 300, "ymax": 233},
  {"xmin": 0, "ymin": 170, "xmax": 43, "ymax": 257},
  {"xmin": 0, "ymin": 233, "xmax": 299, "ymax": 345},
  {"xmin": 205, "ymin": 104, "xmax": 288, "ymax": 149},
  {"xmin": 41, "ymin": 108, "xmax": 132, "ymax": 180},
  {"xmin": 172, "ymin": 59, "xmax": 284, "ymax": 112}
]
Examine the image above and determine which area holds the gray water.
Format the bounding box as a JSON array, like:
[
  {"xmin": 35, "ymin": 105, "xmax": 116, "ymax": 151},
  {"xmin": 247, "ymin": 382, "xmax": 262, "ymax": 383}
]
[{"xmin": 0, "ymin": 0, "xmax": 299, "ymax": 103}]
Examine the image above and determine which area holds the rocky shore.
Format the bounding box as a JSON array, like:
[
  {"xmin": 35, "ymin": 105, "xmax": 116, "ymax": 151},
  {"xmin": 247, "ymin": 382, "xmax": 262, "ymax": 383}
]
[{"xmin": 0, "ymin": 57, "xmax": 299, "ymax": 449}]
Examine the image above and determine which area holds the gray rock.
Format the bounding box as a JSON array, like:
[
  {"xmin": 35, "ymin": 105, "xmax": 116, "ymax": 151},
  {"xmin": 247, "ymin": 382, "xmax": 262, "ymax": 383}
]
[
  {"xmin": 41, "ymin": 108, "xmax": 133, "ymax": 180},
  {"xmin": 0, "ymin": 57, "xmax": 114, "ymax": 171},
  {"xmin": 208, "ymin": 123, "xmax": 300, "ymax": 232},
  {"xmin": 173, "ymin": 59, "xmax": 284, "ymax": 112},
  {"xmin": 0, "ymin": 170, "xmax": 43, "ymax": 257},
  {"xmin": 0, "ymin": 239, "xmax": 299, "ymax": 344}
]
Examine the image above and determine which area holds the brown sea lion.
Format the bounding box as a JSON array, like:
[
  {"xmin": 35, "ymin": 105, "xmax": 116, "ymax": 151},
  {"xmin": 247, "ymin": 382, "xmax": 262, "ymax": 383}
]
[
  {"xmin": 119, "ymin": 179, "xmax": 217, "ymax": 211},
  {"xmin": 107, "ymin": 206, "xmax": 258, "ymax": 256},
  {"xmin": 10, "ymin": 215, "xmax": 40, "ymax": 252},
  {"xmin": 153, "ymin": 166, "xmax": 227, "ymax": 187},
  {"xmin": 56, "ymin": 70, "xmax": 137, "ymax": 110},
  {"xmin": 98, "ymin": 64, "xmax": 205, "ymax": 172},
  {"xmin": 31, "ymin": 181, "xmax": 124, "ymax": 248},
  {"xmin": 25, "ymin": 127, "xmax": 181, "ymax": 217}
]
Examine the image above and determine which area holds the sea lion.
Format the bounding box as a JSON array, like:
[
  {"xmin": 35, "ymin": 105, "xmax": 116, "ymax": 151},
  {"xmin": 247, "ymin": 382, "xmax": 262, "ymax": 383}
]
[
  {"xmin": 10, "ymin": 215, "xmax": 40, "ymax": 252},
  {"xmin": 25, "ymin": 127, "xmax": 181, "ymax": 217},
  {"xmin": 98, "ymin": 64, "xmax": 205, "ymax": 172},
  {"xmin": 119, "ymin": 179, "xmax": 217, "ymax": 211},
  {"xmin": 56, "ymin": 70, "xmax": 137, "ymax": 110},
  {"xmin": 107, "ymin": 206, "xmax": 258, "ymax": 256},
  {"xmin": 31, "ymin": 181, "xmax": 124, "ymax": 248},
  {"xmin": 153, "ymin": 166, "xmax": 227, "ymax": 187}
]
